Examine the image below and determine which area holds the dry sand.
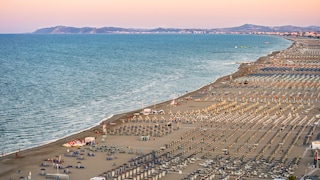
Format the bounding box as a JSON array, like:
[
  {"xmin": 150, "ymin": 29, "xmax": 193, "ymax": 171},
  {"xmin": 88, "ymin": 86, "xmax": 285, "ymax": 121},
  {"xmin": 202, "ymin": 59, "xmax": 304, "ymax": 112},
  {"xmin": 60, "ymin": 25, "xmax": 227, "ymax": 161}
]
[{"xmin": 1, "ymin": 37, "xmax": 320, "ymax": 180}]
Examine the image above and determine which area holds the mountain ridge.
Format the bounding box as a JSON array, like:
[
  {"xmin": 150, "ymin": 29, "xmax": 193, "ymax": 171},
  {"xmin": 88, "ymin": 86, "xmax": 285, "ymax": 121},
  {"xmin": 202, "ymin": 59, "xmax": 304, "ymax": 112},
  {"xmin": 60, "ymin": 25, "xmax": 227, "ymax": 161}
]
[{"xmin": 33, "ymin": 24, "xmax": 320, "ymax": 34}]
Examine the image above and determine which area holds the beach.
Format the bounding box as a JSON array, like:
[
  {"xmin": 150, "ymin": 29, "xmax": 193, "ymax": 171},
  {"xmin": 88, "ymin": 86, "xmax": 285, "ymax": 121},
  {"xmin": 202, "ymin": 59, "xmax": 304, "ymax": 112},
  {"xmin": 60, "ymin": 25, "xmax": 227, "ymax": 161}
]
[{"xmin": 1, "ymin": 36, "xmax": 320, "ymax": 180}]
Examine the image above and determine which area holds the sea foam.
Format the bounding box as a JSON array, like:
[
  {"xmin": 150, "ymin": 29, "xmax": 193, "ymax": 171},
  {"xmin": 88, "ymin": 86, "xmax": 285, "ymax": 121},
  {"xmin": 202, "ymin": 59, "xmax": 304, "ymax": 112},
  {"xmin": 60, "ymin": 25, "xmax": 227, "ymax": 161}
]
[{"xmin": 0, "ymin": 34, "xmax": 291, "ymax": 156}]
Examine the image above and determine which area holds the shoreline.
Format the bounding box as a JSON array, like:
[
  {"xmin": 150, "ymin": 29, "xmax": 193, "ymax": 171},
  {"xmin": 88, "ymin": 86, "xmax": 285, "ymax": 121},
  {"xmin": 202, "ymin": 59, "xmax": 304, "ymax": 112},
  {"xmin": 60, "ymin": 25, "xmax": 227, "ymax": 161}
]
[
  {"xmin": 0, "ymin": 40, "xmax": 286, "ymax": 152},
  {"xmin": 0, "ymin": 34, "xmax": 290, "ymax": 158},
  {"xmin": 0, "ymin": 44, "xmax": 285, "ymax": 164},
  {"xmin": 2, "ymin": 56, "xmax": 256, "ymax": 155},
  {"xmin": 0, "ymin": 50, "xmax": 260, "ymax": 159},
  {"xmin": 3, "ymin": 36, "xmax": 320, "ymax": 180}
]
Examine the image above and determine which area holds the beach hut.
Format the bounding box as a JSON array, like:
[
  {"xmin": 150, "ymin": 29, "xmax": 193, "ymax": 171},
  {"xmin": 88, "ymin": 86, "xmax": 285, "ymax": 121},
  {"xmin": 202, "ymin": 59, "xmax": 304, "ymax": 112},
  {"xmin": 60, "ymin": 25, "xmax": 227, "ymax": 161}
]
[
  {"xmin": 311, "ymin": 141, "xmax": 320, "ymax": 149},
  {"xmin": 143, "ymin": 108, "xmax": 152, "ymax": 115},
  {"xmin": 85, "ymin": 137, "xmax": 96, "ymax": 145}
]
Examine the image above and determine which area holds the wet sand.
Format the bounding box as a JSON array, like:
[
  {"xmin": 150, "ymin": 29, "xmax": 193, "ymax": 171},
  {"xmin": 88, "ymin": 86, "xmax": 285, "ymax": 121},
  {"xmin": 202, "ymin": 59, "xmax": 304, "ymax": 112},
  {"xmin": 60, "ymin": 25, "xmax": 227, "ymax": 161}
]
[{"xmin": 1, "ymin": 36, "xmax": 320, "ymax": 180}]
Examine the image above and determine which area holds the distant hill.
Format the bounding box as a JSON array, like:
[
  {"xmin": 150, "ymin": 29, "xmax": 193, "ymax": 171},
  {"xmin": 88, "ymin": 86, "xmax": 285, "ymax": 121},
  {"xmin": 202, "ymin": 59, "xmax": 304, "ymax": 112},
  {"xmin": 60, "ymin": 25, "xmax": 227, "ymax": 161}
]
[
  {"xmin": 33, "ymin": 24, "xmax": 320, "ymax": 34},
  {"xmin": 213, "ymin": 24, "xmax": 320, "ymax": 33}
]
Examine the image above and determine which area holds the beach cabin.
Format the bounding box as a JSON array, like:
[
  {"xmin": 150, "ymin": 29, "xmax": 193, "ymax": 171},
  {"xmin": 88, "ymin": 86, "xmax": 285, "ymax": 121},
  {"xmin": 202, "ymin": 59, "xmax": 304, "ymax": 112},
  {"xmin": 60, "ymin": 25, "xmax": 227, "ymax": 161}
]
[
  {"xmin": 85, "ymin": 137, "xmax": 96, "ymax": 145},
  {"xmin": 311, "ymin": 141, "xmax": 320, "ymax": 149},
  {"xmin": 142, "ymin": 108, "xmax": 151, "ymax": 115}
]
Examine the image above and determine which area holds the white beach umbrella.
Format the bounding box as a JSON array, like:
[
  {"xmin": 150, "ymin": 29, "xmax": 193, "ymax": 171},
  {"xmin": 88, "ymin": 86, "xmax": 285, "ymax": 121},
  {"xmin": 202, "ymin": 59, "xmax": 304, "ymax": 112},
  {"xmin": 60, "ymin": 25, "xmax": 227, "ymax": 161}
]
[
  {"xmin": 28, "ymin": 171, "xmax": 31, "ymax": 179},
  {"xmin": 56, "ymin": 162, "xmax": 59, "ymax": 174},
  {"xmin": 40, "ymin": 168, "xmax": 46, "ymax": 176}
]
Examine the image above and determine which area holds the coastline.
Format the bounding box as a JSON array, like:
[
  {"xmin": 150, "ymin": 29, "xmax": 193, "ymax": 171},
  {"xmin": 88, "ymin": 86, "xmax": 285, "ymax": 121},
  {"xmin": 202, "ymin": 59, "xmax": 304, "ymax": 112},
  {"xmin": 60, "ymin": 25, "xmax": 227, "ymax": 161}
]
[
  {"xmin": 0, "ymin": 34, "xmax": 291, "ymax": 157},
  {"xmin": 2, "ymin": 36, "xmax": 320, "ymax": 180},
  {"xmin": 0, "ymin": 38, "xmax": 287, "ymax": 172},
  {"xmin": 0, "ymin": 47, "xmax": 261, "ymax": 159},
  {"xmin": 0, "ymin": 37, "xmax": 289, "ymax": 168}
]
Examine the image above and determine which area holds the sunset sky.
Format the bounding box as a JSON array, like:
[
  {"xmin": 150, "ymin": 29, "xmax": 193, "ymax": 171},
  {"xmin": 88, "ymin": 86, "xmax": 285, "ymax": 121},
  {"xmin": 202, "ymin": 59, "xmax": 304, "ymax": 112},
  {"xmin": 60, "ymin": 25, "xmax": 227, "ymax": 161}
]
[{"xmin": 1, "ymin": 0, "xmax": 319, "ymax": 33}]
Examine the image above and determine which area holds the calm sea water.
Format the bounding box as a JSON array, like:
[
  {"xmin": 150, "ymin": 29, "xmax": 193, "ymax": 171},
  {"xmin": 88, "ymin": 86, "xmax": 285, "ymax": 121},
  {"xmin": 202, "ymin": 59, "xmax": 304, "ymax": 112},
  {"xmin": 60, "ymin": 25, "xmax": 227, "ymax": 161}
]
[{"xmin": 0, "ymin": 34, "xmax": 291, "ymax": 155}]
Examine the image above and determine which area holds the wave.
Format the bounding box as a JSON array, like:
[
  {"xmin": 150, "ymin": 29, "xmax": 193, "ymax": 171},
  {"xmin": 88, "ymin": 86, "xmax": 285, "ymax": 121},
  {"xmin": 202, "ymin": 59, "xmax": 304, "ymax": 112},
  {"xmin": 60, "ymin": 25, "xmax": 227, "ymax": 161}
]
[{"xmin": 0, "ymin": 34, "xmax": 292, "ymax": 156}]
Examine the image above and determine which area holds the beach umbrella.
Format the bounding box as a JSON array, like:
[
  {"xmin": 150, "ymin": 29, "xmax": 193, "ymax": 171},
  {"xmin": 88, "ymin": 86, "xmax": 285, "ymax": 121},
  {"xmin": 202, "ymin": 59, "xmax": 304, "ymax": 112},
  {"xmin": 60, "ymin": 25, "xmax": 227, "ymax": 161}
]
[
  {"xmin": 41, "ymin": 160, "xmax": 48, "ymax": 166},
  {"xmin": 28, "ymin": 171, "xmax": 31, "ymax": 179},
  {"xmin": 56, "ymin": 161, "xmax": 59, "ymax": 174},
  {"xmin": 103, "ymin": 123, "xmax": 107, "ymax": 133},
  {"xmin": 40, "ymin": 168, "xmax": 46, "ymax": 176},
  {"xmin": 80, "ymin": 153, "xmax": 84, "ymax": 160},
  {"xmin": 77, "ymin": 161, "xmax": 82, "ymax": 168}
]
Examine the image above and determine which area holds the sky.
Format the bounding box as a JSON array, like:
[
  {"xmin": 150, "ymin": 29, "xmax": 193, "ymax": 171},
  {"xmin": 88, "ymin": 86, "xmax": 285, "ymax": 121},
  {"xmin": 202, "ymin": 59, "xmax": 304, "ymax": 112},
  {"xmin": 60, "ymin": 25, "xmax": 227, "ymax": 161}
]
[{"xmin": 0, "ymin": 0, "xmax": 319, "ymax": 33}]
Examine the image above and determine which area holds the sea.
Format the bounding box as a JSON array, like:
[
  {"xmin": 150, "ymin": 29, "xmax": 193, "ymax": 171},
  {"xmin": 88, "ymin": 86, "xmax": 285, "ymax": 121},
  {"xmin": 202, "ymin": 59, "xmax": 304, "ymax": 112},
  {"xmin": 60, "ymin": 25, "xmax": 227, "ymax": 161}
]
[{"xmin": 0, "ymin": 34, "xmax": 291, "ymax": 156}]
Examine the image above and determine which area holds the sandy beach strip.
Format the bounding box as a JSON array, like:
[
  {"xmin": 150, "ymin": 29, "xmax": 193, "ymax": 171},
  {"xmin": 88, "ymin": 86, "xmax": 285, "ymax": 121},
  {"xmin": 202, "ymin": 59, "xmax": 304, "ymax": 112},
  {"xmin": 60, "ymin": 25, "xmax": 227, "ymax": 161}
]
[{"xmin": 1, "ymin": 37, "xmax": 320, "ymax": 180}]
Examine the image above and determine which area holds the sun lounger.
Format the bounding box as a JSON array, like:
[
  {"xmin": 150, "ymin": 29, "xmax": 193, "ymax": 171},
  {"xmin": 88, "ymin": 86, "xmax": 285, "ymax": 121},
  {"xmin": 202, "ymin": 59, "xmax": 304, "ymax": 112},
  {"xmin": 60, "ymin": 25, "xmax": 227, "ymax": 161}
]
[
  {"xmin": 87, "ymin": 153, "xmax": 95, "ymax": 156},
  {"xmin": 63, "ymin": 169, "xmax": 71, "ymax": 174},
  {"xmin": 39, "ymin": 172, "xmax": 46, "ymax": 176},
  {"xmin": 39, "ymin": 163, "xmax": 50, "ymax": 167},
  {"xmin": 64, "ymin": 153, "xmax": 78, "ymax": 157}
]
